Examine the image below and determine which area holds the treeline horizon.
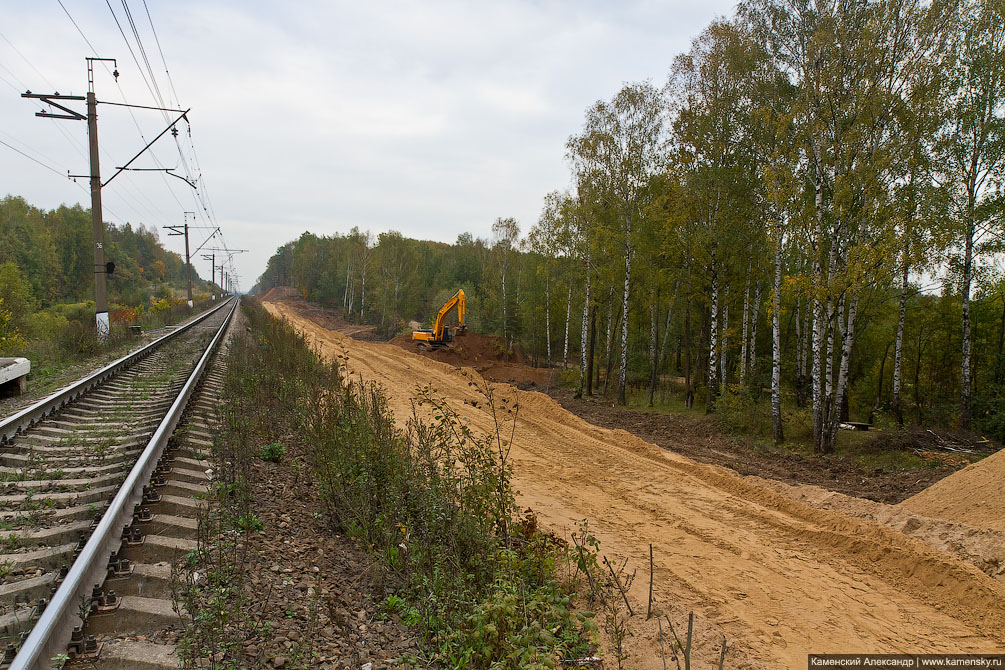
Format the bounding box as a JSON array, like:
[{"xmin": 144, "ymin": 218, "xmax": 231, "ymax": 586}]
[
  {"xmin": 0, "ymin": 194, "xmax": 216, "ymax": 316},
  {"xmin": 259, "ymin": 0, "xmax": 1005, "ymax": 451}
]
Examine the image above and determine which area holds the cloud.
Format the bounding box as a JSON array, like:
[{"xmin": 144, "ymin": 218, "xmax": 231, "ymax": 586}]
[{"xmin": 0, "ymin": 0, "xmax": 736, "ymax": 287}]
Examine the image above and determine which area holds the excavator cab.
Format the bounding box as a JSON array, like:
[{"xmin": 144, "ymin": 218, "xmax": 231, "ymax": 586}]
[{"xmin": 412, "ymin": 289, "xmax": 466, "ymax": 349}]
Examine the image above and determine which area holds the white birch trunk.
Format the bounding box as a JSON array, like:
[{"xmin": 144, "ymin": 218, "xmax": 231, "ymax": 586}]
[
  {"xmin": 577, "ymin": 251, "xmax": 591, "ymax": 395},
  {"xmin": 961, "ymin": 223, "xmax": 974, "ymax": 429},
  {"xmin": 827, "ymin": 292, "xmax": 859, "ymax": 449},
  {"xmin": 720, "ymin": 284, "xmax": 729, "ymax": 390},
  {"xmin": 501, "ymin": 270, "xmax": 508, "ymax": 341},
  {"xmin": 545, "ymin": 274, "xmax": 552, "ymax": 364},
  {"xmin": 750, "ymin": 283, "xmax": 762, "ymax": 381},
  {"xmin": 708, "ymin": 260, "xmax": 719, "ymax": 408},
  {"xmin": 618, "ymin": 229, "xmax": 632, "ymax": 405},
  {"xmin": 563, "ymin": 278, "xmax": 573, "ymax": 368},
  {"xmin": 772, "ymin": 224, "xmax": 784, "ymax": 442},
  {"xmin": 740, "ymin": 261, "xmax": 752, "ymax": 386},
  {"xmin": 892, "ymin": 255, "xmax": 908, "ymax": 424}
]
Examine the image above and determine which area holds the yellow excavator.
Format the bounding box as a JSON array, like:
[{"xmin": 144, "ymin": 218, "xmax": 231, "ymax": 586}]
[{"xmin": 412, "ymin": 289, "xmax": 466, "ymax": 349}]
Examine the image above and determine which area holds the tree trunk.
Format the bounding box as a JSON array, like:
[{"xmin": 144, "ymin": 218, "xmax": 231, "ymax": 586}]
[
  {"xmin": 772, "ymin": 226, "xmax": 784, "ymax": 443},
  {"xmin": 605, "ymin": 303, "xmax": 623, "ymax": 396},
  {"xmin": 343, "ymin": 262, "xmax": 352, "ymax": 311},
  {"xmin": 707, "ymin": 257, "xmax": 719, "ymax": 412},
  {"xmin": 749, "ymin": 283, "xmax": 762, "ymax": 384},
  {"xmin": 892, "ymin": 255, "xmax": 908, "ymax": 425},
  {"xmin": 586, "ymin": 305, "xmax": 597, "ymax": 396},
  {"xmin": 576, "ymin": 255, "xmax": 591, "ymax": 398},
  {"xmin": 997, "ymin": 294, "xmax": 1005, "ymax": 385},
  {"xmin": 811, "ymin": 279, "xmax": 825, "ymax": 453},
  {"xmin": 618, "ymin": 225, "xmax": 632, "ymax": 406},
  {"xmin": 720, "ymin": 284, "xmax": 729, "ymax": 391},
  {"xmin": 648, "ymin": 286, "xmax": 659, "ymax": 407},
  {"xmin": 360, "ymin": 267, "xmax": 366, "ymax": 319},
  {"xmin": 501, "ymin": 269, "xmax": 508, "ymax": 341},
  {"xmin": 741, "ymin": 260, "xmax": 752, "ymax": 387},
  {"xmin": 825, "ymin": 292, "xmax": 859, "ymax": 452},
  {"xmin": 684, "ymin": 291, "xmax": 694, "ymax": 409},
  {"xmin": 961, "ymin": 218, "xmax": 974, "ymax": 430},
  {"xmin": 915, "ymin": 327, "xmax": 924, "ymax": 425},
  {"xmin": 796, "ymin": 295, "xmax": 804, "ymax": 407},
  {"xmin": 605, "ymin": 288, "xmax": 613, "ymax": 365},
  {"xmin": 657, "ymin": 282, "xmax": 679, "ymax": 371},
  {"xmin": 545, "ymin": 274, "xmax": 552, "ymax": 365},
  {"xmin": 564, "ymin": 277, "xmax": 573, "ymax": 368},
  {"xmin": 871, "ymin": 342, "xmax": 891, "ymax": 425}
]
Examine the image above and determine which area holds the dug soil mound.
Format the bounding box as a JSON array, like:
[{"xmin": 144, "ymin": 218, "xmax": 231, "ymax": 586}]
[
  {"xmin": 389, "ymin": 331, "xmax": 554, "ymax": 385},
  {"xmin": 257, "ymin": 286, "xmax": 380, "ymax": 340},
  {"xmin": 903, "ymin": 447, "xmax": 1005, "ymax": 531},
  {"xmin": 264, "ymin": 299, "xmax": 1005, "ymax": 670}
]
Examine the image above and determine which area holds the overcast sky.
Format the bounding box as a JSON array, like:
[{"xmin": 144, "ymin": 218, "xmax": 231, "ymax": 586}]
[{"xmin": 1, "ymin": 1, "xmax": 737, "ymax": 289}]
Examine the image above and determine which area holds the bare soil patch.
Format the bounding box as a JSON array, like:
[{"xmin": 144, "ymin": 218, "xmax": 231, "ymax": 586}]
[
  {"xmin": 264, "ymin": 299, "xmax": 1005, "ymax": 669},
  {"xmin": 389, "ymin": 331, "xmax": 554, "ymax": 386},
  {"xmin": 238, "ymin": 443, "xmax": 422, "ymax": 669}
]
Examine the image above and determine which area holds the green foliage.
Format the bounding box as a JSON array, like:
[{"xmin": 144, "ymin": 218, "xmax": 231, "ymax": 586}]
[
  {"xmin": 0, "ymin": 196, "xmax": 213, "ymax": 309},
  {"xmin": 258, "ymin": 441, "xmax": 285, "ymax": 463}
]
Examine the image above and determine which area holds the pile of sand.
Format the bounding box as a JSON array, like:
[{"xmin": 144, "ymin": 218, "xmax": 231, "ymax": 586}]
[{"xmin": 902, "ymin": 448, "xmax": 1005, "ymax": 531}]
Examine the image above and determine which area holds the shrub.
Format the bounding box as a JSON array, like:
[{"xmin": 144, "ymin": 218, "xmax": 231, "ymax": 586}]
[{"xmin": 258, "ymin": 442, "xmax": 285, "ymax": 463}]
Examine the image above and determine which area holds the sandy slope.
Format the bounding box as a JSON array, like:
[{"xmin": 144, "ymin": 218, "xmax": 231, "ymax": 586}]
[
  {"xmin": 264, "ymin": 301, "xmax": 1005, "ymax": 669},
  {"xmin": 903, "ymin": 448, "xmax": 1005, "ymax": 532}
]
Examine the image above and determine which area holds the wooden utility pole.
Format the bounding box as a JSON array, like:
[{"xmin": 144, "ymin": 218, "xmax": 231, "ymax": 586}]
[
  {"xmin": 201, "ymin": 253, "xmax": 215, "ymax": 297},
  {"xmin": 21, "ymin": 57, "xmax": 190, "ymax": 338},
  {"xmin": 164, "ymin": 213, "xmax": 196, "ymax": 306},
  {"xmin": 22, "ymin": 57, "xmax": 118, "ymax": 338},
  {"xmin": 202, "ymin": 248, "xmax": 247, "ymax": 297}
]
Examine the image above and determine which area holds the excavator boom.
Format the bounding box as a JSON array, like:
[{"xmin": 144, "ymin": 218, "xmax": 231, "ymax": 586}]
[{"xmin": 412, "ymin": 289, "xmax": 466, "ymax": 347}]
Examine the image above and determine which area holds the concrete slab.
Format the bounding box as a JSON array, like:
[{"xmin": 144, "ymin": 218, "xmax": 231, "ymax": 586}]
[
  {"xmin": 0, "ymin": 358, "xmax": 29, "ymax": 397},
  {"xmin": 89, "ymin": 639, "xmax": 181, "ymax": 669}
]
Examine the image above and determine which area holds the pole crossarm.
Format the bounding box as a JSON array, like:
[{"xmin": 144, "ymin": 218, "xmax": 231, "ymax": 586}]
[
  {"xmin": 192, "ymin": 228, "xmax": 221, "ymax": 256},
  {"xmin": 20, "ymin": 92, "xmax": 86, "ymax": 121},
  {"xmin": 102, "ymin": 109, "xmax": 190, "ymax": 187},
  {"xmin": 112, "ymin": 167, "xmax": 197, "ymax": 189}
]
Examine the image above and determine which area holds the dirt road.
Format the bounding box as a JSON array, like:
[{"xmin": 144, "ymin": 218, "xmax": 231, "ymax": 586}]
[{"xmin": 264, "ymin": 301, "xmax": 1005, "ymax": 669}]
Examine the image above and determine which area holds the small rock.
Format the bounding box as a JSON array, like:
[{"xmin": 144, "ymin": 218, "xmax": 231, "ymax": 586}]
[{"xmin": 272, "ymin": 656, "xmax": 287, "ymax": 668}]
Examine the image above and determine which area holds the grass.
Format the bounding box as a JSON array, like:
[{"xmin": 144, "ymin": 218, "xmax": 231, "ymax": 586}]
[
  {"xmin": 569, "ymin": 374, "xmax": 969, "ymax": 475},
  {"xmin": 1, "ymin": 296, "xmax": 224, "ymax": 405}
]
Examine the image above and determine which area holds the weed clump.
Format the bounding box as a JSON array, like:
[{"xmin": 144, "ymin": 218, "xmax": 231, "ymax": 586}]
[{"xmin": 258, "ymin": 441, "xmax": 285, "ymax": 463}]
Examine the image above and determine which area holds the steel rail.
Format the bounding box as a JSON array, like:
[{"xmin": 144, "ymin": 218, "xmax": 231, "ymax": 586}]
[
  {"xmin": 0, "ymin": 297, "xmax": 233, "ymax": 444},
  {"xmin": 8, "ymin": 296, "xmax": 239, "ymax": 670}
]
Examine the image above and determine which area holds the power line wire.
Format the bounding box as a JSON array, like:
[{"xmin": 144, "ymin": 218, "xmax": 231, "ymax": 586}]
[{"xmin": 0, "ymin": 138, "xmax": 69, "ymax": 178}]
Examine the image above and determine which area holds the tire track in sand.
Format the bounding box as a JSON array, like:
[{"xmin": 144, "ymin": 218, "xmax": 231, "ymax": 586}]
[{"xmin": 264, "ymin": 301, "xmax": 1005, "ymax": 670}]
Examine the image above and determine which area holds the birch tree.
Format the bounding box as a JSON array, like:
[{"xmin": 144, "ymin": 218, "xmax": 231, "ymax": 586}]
[
  {"xmin": 567, "ymin": 82, "xmax": 667, "ymax": 405},
  {"xmin": 933, "ymin": 0, "xmax": 1005, "ymax": 430}
]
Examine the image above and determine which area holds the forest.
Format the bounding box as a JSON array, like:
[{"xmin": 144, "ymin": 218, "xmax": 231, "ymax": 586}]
[
  {"xmin": 0, "ymin": 194, "xmax": 216, "ymax": 362},
  {"xmin": 256, "ymin": 0, "xmax": 1005, "ymax": 450}
]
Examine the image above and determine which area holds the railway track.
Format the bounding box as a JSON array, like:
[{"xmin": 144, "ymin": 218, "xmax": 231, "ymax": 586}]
[{"xmin": 0, "ymin": 298, "xmax": 238, "ymax": 670}]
